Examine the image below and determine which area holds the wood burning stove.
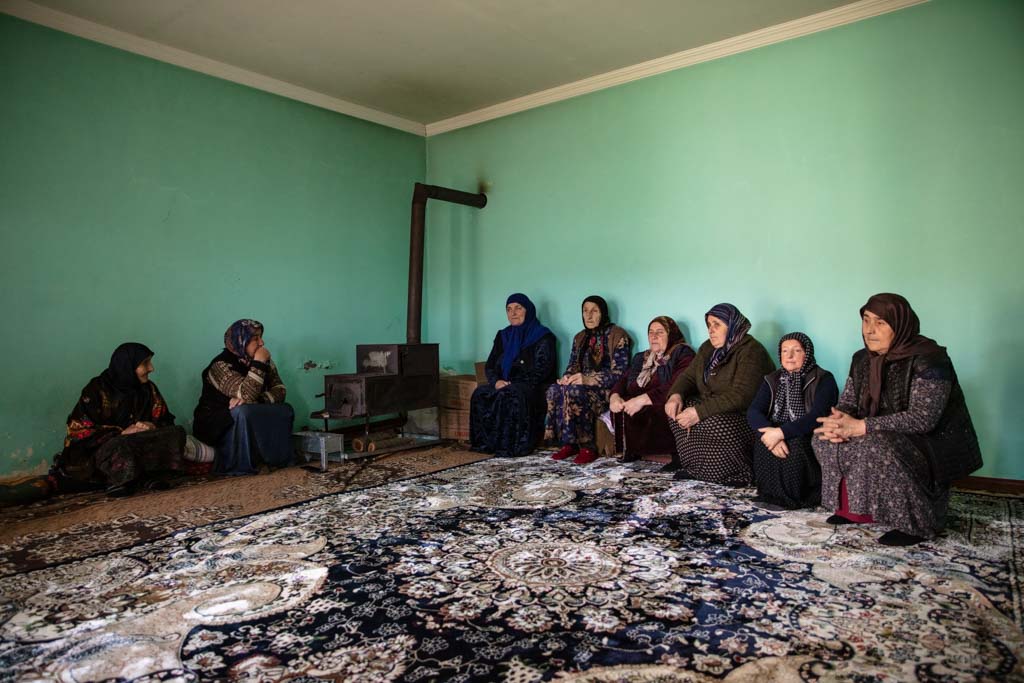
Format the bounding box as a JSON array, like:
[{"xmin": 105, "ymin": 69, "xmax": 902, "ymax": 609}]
[{"xmin": 313, "ymin": 183, "xmax": 486, "ymax": 445}]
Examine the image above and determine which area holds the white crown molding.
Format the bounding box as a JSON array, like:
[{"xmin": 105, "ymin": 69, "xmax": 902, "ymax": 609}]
[
  {"xmin": 425, "ymin": 0, "xmax": 928, "ymax": 136},
  {"xmin": 0, "ymin": 0, "xmax": 427, "ymax": 136}
]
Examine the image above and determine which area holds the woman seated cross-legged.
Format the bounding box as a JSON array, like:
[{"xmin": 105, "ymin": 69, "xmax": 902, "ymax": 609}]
[
  {"xmin": 193, "ymin": 319, "xmax": 294, "ymax": 475},
  {"xmin": 54, "ymin": 342, "xmax": 212, "ymax": 497},
  {"xmin": 747, "ymin": 332, "xmax": 839, "ymax": 509},
  {"xmin": 470, "ymin": 293, "xmax": 557, "ymax": 457},
  {"xmin": 664, "ymin": 303, "xmax": 774, "ymax": 485},
  {"xmin": 813, "ymin": 293, "xmax": 982, "ymax": 546},
  {"xmin": 608, "ymin": 316, "xmax": 695, "ymax": 462},
  {"xmin": 545, "ymin": 295, "xmax": 631, "ymax": 465}
]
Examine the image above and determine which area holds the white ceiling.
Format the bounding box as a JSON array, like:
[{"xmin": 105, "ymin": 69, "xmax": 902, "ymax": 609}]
[{"xmin": 5, "ymin": 0, "xmax": 919, "ymax": 133}]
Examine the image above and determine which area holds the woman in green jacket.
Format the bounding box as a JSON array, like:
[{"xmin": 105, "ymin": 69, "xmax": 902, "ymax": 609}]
[{"xmin": 664, "ymin": 303, "xmax": 774, "ymax": 485}]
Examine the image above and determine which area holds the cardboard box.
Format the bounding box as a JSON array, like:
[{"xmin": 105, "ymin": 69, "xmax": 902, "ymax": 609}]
[
  {"xmin": 440, "ymin": 374, "xmax": 478, "ymax": 410},
  {"xmin": 439, "ymin": 407, "xmax": 471, "ymax": 441}
]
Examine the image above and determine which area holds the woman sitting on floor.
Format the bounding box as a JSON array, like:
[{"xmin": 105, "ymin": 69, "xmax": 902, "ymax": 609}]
[
  {"xmin": 813, "ymin": 293, "xmax": 982, "ymax": 546},
  {"xmin": 546, "ymin": 295, "xmax": 631, "ymax": 465},
  {"xmin": 470, "ymin": 293, "xmax": 557, "ymax": 457},
  {"xmin": 608, "ymin": 316, "xmax": 694, "ymax": 462},
  {"xmin": 664, "ymin": 303, "xmax": 774, "ymax": 485},
  {"xmin": 54, "ymin": 342, "xmax": 212, "ymax": 497},
  {"xmin": 193, "ymin": 319, "xmax": 294, "ymax": 475},
  {"xmin": 747, "ymin": 332, "xmax": 838, "ymax": 509}
]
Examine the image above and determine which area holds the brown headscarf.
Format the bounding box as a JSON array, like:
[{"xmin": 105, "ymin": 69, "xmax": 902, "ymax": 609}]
[
  {"xmin": 859, "ymin": 293, "xmax": 944, "ymax": 417},
  {"xmin": 636, "ymin": 316, "xmax": 686, "ymax": 388}
]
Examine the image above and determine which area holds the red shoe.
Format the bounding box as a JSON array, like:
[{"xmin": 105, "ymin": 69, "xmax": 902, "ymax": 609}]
[
  {"xmin": 573, "ymin": 448, "xmax": 598, "ymax": 465},
  {"xmin": 552, "ymin": 444, "xmax": 578, "ymax": 460}
]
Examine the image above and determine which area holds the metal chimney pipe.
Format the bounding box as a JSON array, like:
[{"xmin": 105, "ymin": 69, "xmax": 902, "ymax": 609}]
[{"xmin": 407, "ymin": 182, "xmax": 487, "ymax": 345}]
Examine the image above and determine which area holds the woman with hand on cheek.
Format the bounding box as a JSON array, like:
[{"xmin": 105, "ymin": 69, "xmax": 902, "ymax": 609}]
[{"xmin": 193, "ymin": 319, "xmax": 293, "ymax": 475}]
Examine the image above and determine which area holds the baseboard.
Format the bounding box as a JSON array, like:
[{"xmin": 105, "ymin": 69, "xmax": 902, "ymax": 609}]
[{"xmin": 953, "ymin": 476, "xmax": 1024, "ymax": 495}]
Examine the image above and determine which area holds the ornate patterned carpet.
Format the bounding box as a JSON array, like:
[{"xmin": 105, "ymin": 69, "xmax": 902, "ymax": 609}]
[
  {"xmin": 1, "ymin": 454, "xmax": 1021, "ymax": 681},
  {"xmin": 0, "ymin": 446, "xmax": 486, "ymax": 577}
]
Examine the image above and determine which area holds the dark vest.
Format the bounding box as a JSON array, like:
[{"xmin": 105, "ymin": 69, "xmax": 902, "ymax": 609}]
[
  {"xmin": 847, "ymin": 348, "xmax": 982, "ymax": 483},
  {"xmin": 764, "ymin": 365, "xmax": 831, "ymax": 416}
]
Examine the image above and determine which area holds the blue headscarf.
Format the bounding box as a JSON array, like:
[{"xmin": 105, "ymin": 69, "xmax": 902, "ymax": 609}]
[
  {"xmin": 499, "ymin": 293, "xmax": 551, "ymax": 380},
  {"xmin": 703, "ymin": 303, "xmax": 751, "ymax": 382}
]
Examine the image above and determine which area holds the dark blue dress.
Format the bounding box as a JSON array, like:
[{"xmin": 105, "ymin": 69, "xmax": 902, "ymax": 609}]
[{"xmin": 470, "ymin": 332, "xmax": 557, "ymax": 457}]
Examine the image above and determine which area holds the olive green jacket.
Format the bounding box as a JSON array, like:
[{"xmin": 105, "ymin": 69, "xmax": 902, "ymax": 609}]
[{"xmin": 667, "ymin": 334, "xmax": 774, "ymax": 420}]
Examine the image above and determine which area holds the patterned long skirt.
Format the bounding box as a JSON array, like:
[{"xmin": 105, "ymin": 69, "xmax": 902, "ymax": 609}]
[
  {"xmin": 470, "ymin": 383, "xmax": 546, "ymax": 457},
  {"xmin": 752, "ymin": 435, "xmax": 821, "ymax": 508},
  {"xmin": 544, "ymin": 384, "xmax": 607, "ymax": 447},
  {"xmin": 93, "ymin": 425, "xmax": 187, "ymax": 488},
  {"xmin": 669, "ymin": 410, "xmax": 755, "ymax": 486},
  {"xmin": 813, "ymin": 432, "xmax": 948, "ymax": 538}
]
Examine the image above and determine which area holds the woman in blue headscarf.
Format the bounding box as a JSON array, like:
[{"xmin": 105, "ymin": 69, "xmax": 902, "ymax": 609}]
[
  {"xmin": 470, "ymin": 293, "xmax": 557, "ymax": 457},
  {"xmin": 747, "ymin": 332, "xmax": 838, "ymax": 508},
  {"xmin": 663, "ymin": 303, "xmax": 774, "ymax": 485}
]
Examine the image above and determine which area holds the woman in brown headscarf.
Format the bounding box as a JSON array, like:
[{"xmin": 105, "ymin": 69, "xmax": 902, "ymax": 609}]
[
  {"xmin": 608, "ymin": 317, "xmax": 695, "ymax": 462},
  {"xmin": 813, "ymin": 293, "xmax": 982, "ymax": 545}
]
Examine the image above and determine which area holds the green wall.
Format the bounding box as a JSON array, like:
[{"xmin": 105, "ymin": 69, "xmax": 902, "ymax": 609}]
[
  {"xmin": 424, "ymin": 0, "xmax": 1024, "ymax": 479},
  {"xmin": 0, "ymin": 15, "xmax": 425, "ymax": 478}
]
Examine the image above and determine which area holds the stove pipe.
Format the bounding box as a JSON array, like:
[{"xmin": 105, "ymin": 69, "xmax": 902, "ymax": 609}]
[{"xmin": 407, "ymin": 182, "xmax": 487, "ymax": 345}]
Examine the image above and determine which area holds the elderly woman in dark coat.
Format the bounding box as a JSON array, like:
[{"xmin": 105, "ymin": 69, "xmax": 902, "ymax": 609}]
[
  {"xmin": 664, "ymin": 303, "xmax": 775, "ymax": 485},
  {"xmin": 193, "ymin": 319, "xmax": 294, "ymax": 475},
  {"xmin": 546, "ymin": 296, "xmax": 631, "ymax": 465},
  {"xmin": 814, "ymin": 293, "xmax": 982, "ymax": 546},
  {"xmin": 747, "ymin": 332, "xmax": 839, "ymax": 509},
  {"xmin": 609, "ymin": 316, "xmax": 694, "ymax": 461},
  {"xmin": 471, "ymin": 293, "xmax": 557, "ymax": 457},
  {"xmin": 54, "ymin": 343, "xmax": 198, "ymax": 495}
]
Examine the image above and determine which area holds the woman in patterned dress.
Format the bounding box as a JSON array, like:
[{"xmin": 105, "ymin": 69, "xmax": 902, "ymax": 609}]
[
  {"xmin": 193, "ymin": 319, "xmax": 294, "ymax": 475},
  {"xmin": 54, "ymin": 343, "xmax": 200, "ymax": 495},
  {"xmin": 609, "ymin": 316, "xmax": 695, "ymax": 462},
  {"xmin": 813, "ymin": 293, "xmax": 982, "ymax": 545},
  {"xmin": 664, "ymin": 303, "xmax": 774, "ymax": 485},
  {"xmin": 545, "ymin": 296, "xmax": 631, "ymax": 465},
  {"xmin": 747, "ymin": 332, "xmax": 838, "ymax": 509},
  {"xmin": 470, "ymin": 293, "xmax": 557, "ymax": 457}
]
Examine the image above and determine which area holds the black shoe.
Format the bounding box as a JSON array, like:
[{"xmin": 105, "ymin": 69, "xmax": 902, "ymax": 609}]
[
  {"xmin": 106, "ymin": 484, "xmax": 135, "ymax": 498},
  {"xmin": 660, "ymin": 461, "xmax": 681, "ymax": 473},
  {"xmin": 826, "ymin": 514, "xmax": 856, "ymax": 525},
  {"xmin": 753, "ymin": 501, "xmax": 787, "ymax": 512},
  {"xmin": 878, "ymin": 530, "xmax": 926, "ymax": 547},
  {"xmin": 672, "ymin": 470, "xmax": 693, "ymax": 481}
]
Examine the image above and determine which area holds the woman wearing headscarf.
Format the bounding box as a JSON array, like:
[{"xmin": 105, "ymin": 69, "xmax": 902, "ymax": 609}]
[
  {"xmin": 608, "ymin": 316, "xmax": 695, "ymax": 462},
  {"xmin": 53, "ymin": 342, "xmax": 201, "ymax": 495},
  {"xmin": 193, "ymin": 319, "xmax": 294, "ymax": 475},
  {"xmin": 545, "ymin": 296, "xmax": 631, "ymax": 465},
  {"xmin": 664, "ymin": 303, "xmax": 774, "ymax": 485},
  {"xmin": 747, "ymin": 333, "xmax": 839, "ymax": 509},
  {"xmin": 470, "ymin": 293, "xmax": 557, "ymax": 457},
  {"xmin": 813, "ymin": 294, "xmax": 982, "ymax": 545}
]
